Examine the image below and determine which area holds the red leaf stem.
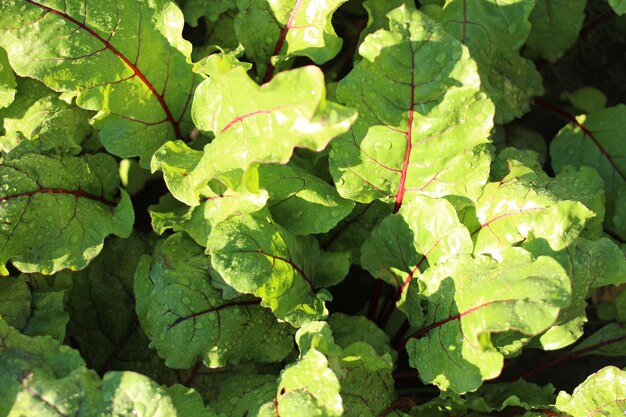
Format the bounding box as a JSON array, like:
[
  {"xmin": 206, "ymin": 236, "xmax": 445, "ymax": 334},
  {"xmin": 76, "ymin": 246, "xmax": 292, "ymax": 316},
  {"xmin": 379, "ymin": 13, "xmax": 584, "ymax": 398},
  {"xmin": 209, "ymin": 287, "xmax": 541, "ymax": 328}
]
[
  {"xmin": 263, "ymin": 0, "xmax": 304, "ymax": 83},
  {"xmin": 514, "ymin": 333, "xmax": 626, "ymax": 381},
  {"xmin": 0, "ymin": 188, "xmax": 116, "ymax": 207},
  {"xmin": 534, "ymin": 97, "xmax": 625, "ymax": 181}
]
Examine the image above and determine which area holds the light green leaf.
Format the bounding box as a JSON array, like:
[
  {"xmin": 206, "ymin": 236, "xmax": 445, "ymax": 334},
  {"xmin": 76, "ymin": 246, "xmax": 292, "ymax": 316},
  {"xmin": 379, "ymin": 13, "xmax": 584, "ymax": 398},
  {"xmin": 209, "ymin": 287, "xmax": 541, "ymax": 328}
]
[
  {"xmin": 440, "ymin": 0, "xmax": 543, "ymax": 123},
  {"xmin": 556, "ymin": 366, "xmax": 626, "ymax": 416},
  {"xmin": 135, "ymin": 233, "xmax": 294, "ymax": 368},
  {"xmin": 259, "ymin": 163, "xmax": 355, "ymax": 235},
  {"xmin": 208, "ymin": 211, "xmax": 338, "ymax": 326},
  {"xmin": 0, "ymin": 153, "xmax": 133, "ymax": 275},
  {"xmin": 526, "ymin": 0, "xmax": 586, "ymax": 62},
  {"xmin": 0, "ymin": 47, "xmax": 16, "ymax": 109},
  {"xmin": 234, "ymin": 0, "xmax": 348, "ymax": 79},
  {"xmin": 563, "ymin": 87, "xmax": 608, "ymax": 114},
  {"xmin": 527, "ymin": 237, "xmax": 626, "ymax": 350},
  {"xmin": 469, "ymin": 164, "xmax": 594, "ymax": 257},
  {"xmin": 192, "ymin": 65, "xmax": 356, "ymax": 175},
  {"xmin": 550, "ymin": 105, "xmax": 626, "ymax": 239},
  {"xmin": 330, "ymin": 6, "xmax": 494, "ymax": 208},
  {"xmin": 362, "ymin": 195, "xmax": 472, "ymax": 292},
  {"xmin": 0, "ymin": 77, "xmax": 92, "ymax": 157},
  {"xmin": 273, "ymin": 349, "xmax": 343, "ymax": 417},
  {"xmin": 0, "ymin": 0, "xmax": 199, "ymax": 166},
  {"xmin": 610, "ymin": 0, "xmax": 626, "ymax": 14},
  {"xmin": 0, "ymin": 318, "xmax": 101, "ymax": 417},
  {"xmin": 407, "ymin": 253, "xmax": 571, "ymax": 393}
]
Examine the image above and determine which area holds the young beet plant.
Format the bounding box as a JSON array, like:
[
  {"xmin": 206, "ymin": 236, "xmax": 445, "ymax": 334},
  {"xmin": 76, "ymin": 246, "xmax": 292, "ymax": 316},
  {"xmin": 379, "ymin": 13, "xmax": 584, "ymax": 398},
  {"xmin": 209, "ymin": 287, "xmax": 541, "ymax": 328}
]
[{"xmin": 0, "ymin": 0, "xmax": 626, "ymax": 416}]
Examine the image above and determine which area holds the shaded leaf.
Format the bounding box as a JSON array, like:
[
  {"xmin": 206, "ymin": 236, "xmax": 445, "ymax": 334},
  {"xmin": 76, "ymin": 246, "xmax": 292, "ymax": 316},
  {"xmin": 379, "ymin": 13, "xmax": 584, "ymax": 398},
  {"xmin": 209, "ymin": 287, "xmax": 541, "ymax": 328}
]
[
  {"xmin": 208, "ymin": 211, "xmax": 341, "ymax": 326},
  {"xmin": 439, "ymin": 0, "xmax": 543, "ymax": 122},
  {"xmin": 0, "ymin": 153, "xmax": 133, "ymax": 275},
  {"xmin": 135, "ymin": 232, "xmax": 294, "ymax": 368},
  {"xmin": 550, "ymin": 105, "xmax": 626, "ymax": 239},
  {"xmin": 0, "ymin": 47, "xmax": 16, "ymax": 109},
  {"xmin": 259, "ymin": 163, "xmax": 355, "ymax": 235},
  {"xmin": 234, "ymin": 0, "xmax": 348, "ymax": 80},
  {"xmin": 526, "ymin": 0, "xmax": 586, "ymax": 62}
]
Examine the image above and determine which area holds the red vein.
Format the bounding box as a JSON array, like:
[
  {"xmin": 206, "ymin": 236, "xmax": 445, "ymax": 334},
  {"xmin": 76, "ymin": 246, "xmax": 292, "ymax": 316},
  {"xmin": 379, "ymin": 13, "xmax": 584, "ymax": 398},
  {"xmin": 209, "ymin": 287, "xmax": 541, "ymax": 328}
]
[
  {"xmin": 516, "ymin": 333, "xmax": 626, "ymax": 381},
  {"xmin": 534, "ymin": 98, "xmax": 626, "ymax": 181},
  {"xmin": 393, "ymin": 44, "xmax": 416, "ymax": 213},
  {"xmin": 470, "ymin": 207, "xmax": 546, "ymax": 236},
  {"xmin": 0, "ymin": 188, "xmax": 116, "ymax": 207},
  {"xmin": 399, "ymin": 300, "xmax": 500, "ymax": 349},
  {"xmin": 219, "ymin": 109, "xmax": 276, "ymax": 134},
  {"xmin": 461, "ymin": 0, "xmax": 468, "ymax": 43},
  {"xmin": 25, "ymin": 0, "xmax": 183, "ymax": 139},
  {"xmin": 166, "ymin": 299, "xmax": 259, "ymax": 329},
  {"xmin": 262, "ymin": 0, "xmax": 304, "ymax": 83}
]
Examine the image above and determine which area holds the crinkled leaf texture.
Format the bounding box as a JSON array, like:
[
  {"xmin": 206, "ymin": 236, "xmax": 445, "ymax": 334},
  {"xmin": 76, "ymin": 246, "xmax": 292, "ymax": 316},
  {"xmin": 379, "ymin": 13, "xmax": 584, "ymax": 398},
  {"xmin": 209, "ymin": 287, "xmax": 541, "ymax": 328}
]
[
  {"xmin": 406, "ymin": 252, "xmax": 571, "ymax": 393},
  {"xmin": 0, "ymin": 0, "xmax": 199, "ymax": 166},
  {"xmin": 556, "ymin": 366, "xmax": 626, "ymax": 416},
  {"xmin": 207, "ymin": 210, "xmax": 350, "ymax": 327},
  {"xmin": 439, "ymin": 0, "xmax": 543, "ymax": 123},
  {"xmin": 0, "ymin": 153, "xmax": 133, "ymax": 275},
  {"xmin": 0, "ymin": 47, "xmax": 16, "ymax": 109},
  {"xmin": 330, "ymin": 5, "xmax": 494, "ymax": 209},
  {"xmin": 135, "ymin": 232, "xmax": 294, "ymax": 368},
  {"xmin": 0, "ymin": 318, "xmax": 215, "ymax": 417},
  {"xmin": 191, "ymin": 63, "xmax": 356, "ymax": 175},
  {"xmin": 550, "ymin": 105, "xmax": 626, "ymax": 239},
  {"xmin": 235, "ymin": 0, "xmax": 348, "ymax": 79},
  {"xmin": 610, "ymin": 0, "xmax": 626, "ymax": 14}
]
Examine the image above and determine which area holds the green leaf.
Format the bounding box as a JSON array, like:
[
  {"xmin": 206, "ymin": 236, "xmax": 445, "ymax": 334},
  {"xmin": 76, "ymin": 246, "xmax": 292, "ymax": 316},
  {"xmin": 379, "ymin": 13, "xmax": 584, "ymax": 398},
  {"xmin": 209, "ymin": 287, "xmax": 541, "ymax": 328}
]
[
  {"xmin": 358, "ymin": 0, "xmax": 413, "ymax": 47},
  {"xmin": 135, "ymin": 232, "xmax": 294, "ymax": 368},
  {"xmin": 556, "ymin": 366, "xmax": 626, "ymax": 416},
  {"xmin": 610, "ymin": 0, "xmax": 626, "ymax": 14},
  {"xmin": 0, "ymin": 77, "xmax": 92, "ymax": 157},
  {"xmin": 234, "ymin": 0, "xmax": 348, "ymax": 79},
  {"xmin": 330, "ymin": 6, "xmax": 494, "ymax": 208},
  {"xmin": 327, "ymin": 312, "xmax": 394, "ymax": 358},
  {"xmin": 0, "ymin": 0, "xmax": 199, "ymax": 166},
  {"xmin": 319, "ymin": 200, "xmax": 391, "ymax": 264},
  {"xmin": 469, "ymin": 163, "xmax": 594, "ymax": 256},
  {"xmin": 526, "ymin": 237, "xmax": 626, "ymax": 350},
  {"xmin": 568, "ymin": 323, "xmax": 626, "ymax": 357},
  {"xmin": 406, "ymin": 253, "xmax": 571, "ymax": 393},
  {"xmin": 563, "ymin": 87, "xmax": 608, "ymax": 114},
  {"xmin": 179, "ymin": 0, "xmax": 236, "ymax": 25},
  {"xmin": 65, "ymin": 233, "xmax": 171, "ymax": 377},
  {"xmin": 0, "ymin": 47, "xmax": 16, "ymax": 109},
  {"xmin": 464, "ymin": 380, "xmax": 555, "ymax": 412},
  {"xmin": 0, "ymin": 318, "xmax": 101, "ymax": 417},
  {"xmin": 550, "ymin": 105, "xmax": 626, "ymax": 239},
  {"xmin": 439, "ymin": 0, "xmax": 543, "ymax": 123},
  {"xmin": 259, "ymin": 163, "xmax": 355, "ymax": 235},
  {"xmin": 212, "ymin": 374, "xmax": 279, "ymax": 416},
  {"xmin": 208, "ymin": 211, "xmax": 337, "ymax": 326},
  {"xmin": 191, "ymin": 64, "xmax": 356, "ymax": 175},
  {"xmin": 0, "ymin": 153, "xmax": 133, "ymax": 275},
  {"xmin": 361, "ymin": 195, "xmax": 472, "ymax": 295},
  {"xmin": 526, "ymin": 0, "xmax": 586, "ymax": 62}
]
